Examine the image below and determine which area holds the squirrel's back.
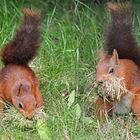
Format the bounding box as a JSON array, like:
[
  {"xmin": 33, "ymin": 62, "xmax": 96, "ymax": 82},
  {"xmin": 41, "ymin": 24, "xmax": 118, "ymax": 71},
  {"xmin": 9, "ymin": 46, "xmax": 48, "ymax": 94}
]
[
  {"xmin": 105, "ymin": 2, "xmax": 140, "ymax": 67},
  {"xmin": 2, "ymin": 8, "xmax": 41, "ymax": 65}
]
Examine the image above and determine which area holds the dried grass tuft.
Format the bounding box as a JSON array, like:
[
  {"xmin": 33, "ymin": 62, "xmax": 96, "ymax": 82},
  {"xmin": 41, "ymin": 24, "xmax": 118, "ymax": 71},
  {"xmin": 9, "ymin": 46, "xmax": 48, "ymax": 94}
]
[
  {"xmin": 0, "ymin": 104, "xmax": 47, "ymax": 129},
  {"xmin": 91, "ymin": 75, "xmax": 129, "ymax": 101},
  {"xmin": 101, "ymin": 76, "xmax": 128, "ymax": 100}
]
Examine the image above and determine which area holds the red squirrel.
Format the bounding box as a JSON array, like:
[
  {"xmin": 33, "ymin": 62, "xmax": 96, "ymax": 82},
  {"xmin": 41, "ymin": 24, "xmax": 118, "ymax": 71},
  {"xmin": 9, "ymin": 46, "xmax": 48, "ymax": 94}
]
[
  {"xmin": 0, "ymin": 8, "xmax": 43, "ymax": 119},
  {"xmin": 95, "ymin": 3, "xmax": 140, "ymax": 121}
]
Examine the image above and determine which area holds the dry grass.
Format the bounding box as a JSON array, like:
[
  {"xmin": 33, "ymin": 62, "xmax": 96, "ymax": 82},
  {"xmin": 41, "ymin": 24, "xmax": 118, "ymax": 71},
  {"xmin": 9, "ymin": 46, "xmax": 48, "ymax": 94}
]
[
  {"xmin": 1, "ymin": 104, "xmax": 47, "ymax": 129},
  {"xmin": 100, "ymin": 76, "xmax": 129, "ymax": 100}
]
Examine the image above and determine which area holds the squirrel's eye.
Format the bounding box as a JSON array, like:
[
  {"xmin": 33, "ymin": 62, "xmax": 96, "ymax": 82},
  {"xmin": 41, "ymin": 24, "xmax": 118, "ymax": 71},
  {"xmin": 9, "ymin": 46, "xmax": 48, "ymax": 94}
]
[
  {"xmin": 109, "ymin": 68, "xmax": 114, "ymax": 74},
  {"xmin": 19, "ymin": 103, "xmax": 24, "ymax": 109}
]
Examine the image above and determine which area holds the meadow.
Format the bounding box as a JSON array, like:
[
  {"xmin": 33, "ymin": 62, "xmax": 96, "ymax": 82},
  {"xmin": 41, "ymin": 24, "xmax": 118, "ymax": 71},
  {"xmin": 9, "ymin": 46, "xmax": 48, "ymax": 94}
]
[{"xmin": 1, "ymin": 0, "xmax": 140, "ymax": 139}]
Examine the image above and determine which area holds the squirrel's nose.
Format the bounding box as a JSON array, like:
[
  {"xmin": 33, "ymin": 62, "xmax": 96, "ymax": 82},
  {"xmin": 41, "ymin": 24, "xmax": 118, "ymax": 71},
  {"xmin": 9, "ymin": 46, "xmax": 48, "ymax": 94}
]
[{"xmin": 98, "ymin": 81, "xmax": 103, "ymax": 84}]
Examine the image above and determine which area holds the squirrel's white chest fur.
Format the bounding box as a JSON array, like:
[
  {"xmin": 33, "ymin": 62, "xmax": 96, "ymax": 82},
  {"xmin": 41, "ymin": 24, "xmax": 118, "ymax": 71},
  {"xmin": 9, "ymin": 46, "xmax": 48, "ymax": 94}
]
[{"xmin": 113, "ymin": 93, "xmax": 133, "ymax": 115}]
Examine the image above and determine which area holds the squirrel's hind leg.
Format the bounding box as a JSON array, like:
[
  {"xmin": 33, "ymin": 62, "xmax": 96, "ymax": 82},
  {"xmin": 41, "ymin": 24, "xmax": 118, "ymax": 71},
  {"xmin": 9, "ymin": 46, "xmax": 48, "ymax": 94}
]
[
  {"xmin": 0, "ymin": 97, "xmax": 4, "ymax": 117},
  {"xmin": 95, "ymin": 97, "xmax": 113, "ymax": 121},
  {"xmin": 34, "ymin": 82, "xmax": 43, "ymax": 108},
  {"xmin": 132, "ymin": 95, "xmax": 140, "ymax": 122}
]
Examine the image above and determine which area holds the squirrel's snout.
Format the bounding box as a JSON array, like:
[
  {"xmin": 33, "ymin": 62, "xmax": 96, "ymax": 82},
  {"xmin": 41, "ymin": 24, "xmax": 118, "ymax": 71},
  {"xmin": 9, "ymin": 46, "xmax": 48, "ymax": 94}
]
[
  {"xmin": 26, "ymin": 110, "xmax": 35, "ymax": 119},
  {"xmin": 97, "ymin": 80, "xmax": 104, "ymax": 85},
  {"xmin": 96, "ymin": 75, "xmax": 104, "ymax": 84},
  {"xmin": 98, "ymin": 81, "xmax": 103, "ymax": 84},
  {"xmin": 20, "ymin": 108, "xmax": 35, "ymax": 119}
]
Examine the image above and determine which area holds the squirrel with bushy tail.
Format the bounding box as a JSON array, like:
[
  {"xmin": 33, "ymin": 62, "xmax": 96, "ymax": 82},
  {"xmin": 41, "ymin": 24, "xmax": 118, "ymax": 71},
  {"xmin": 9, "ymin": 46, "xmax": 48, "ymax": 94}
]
[
  {"xmin": 0, "ymin": 8, "xmax": 44, "ymax": 118},
  {"xmin": 95, "ymin": 3, "xmax": 140, "ymax": 122}
]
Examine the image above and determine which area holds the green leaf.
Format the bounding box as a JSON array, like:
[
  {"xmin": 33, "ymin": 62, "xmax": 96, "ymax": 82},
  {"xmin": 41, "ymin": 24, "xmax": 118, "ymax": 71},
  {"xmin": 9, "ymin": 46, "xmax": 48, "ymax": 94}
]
[
  {"xmin": 75, "ymin": 103, "xmax": 81, "ymax": 120},
  {"xmin": 36, "ymin": 119, "xmax": 52, "ymax": 140},
  {"xmin": 83, "ymin": 117, "xmax": 94, "ymax": 125},
  {"xmin": 68, "ymin": 90, "xmax": 75, "ymax": 109}
]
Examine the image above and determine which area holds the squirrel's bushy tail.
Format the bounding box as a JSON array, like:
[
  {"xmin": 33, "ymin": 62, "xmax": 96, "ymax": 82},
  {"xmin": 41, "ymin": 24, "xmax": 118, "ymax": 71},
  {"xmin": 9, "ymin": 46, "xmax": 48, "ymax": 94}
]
[
  {"xmin": 105, "ymin": 2, "xmax": 140, "ymax": 67},
  {"xmin": 2, "ymin": 8, "xmax": 41, "ymax": 65}
]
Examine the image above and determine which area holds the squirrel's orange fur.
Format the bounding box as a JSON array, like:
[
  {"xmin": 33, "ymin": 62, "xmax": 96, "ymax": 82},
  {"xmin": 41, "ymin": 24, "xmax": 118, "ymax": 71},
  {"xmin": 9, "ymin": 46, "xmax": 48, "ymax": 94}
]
[
  {"xmin": 0, "ymin": 8, "xmax": 43, "ymax": 119},
  {"xmin": 95, "ymin": 3, "xmax": 140, "ymax": 121}
]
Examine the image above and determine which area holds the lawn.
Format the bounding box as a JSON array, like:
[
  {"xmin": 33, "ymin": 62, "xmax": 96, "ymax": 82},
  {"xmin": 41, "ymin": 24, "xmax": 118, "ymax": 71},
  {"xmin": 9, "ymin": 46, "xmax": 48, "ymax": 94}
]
[{"xmin": 1, "ymin": 0, "xmax": 140, "ymax": 140}]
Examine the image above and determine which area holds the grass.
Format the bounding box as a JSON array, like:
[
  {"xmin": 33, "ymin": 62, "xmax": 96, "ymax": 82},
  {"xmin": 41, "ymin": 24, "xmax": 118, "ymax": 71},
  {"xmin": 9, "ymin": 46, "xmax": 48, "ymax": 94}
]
[{"xmin": 1, "ymin": 0, "xmax": 140, "ymax": 139}]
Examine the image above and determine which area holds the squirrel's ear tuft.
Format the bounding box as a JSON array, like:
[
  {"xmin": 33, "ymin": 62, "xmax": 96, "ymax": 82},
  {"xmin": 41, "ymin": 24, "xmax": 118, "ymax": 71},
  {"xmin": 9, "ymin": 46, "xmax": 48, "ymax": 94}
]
[
  {"xmin": 98, "ymin": 48, "xmax": 105, "ymax": 60},
  {"xmin": 18, "ymin": 85, "xmax": 24, "ymax": 96},
  {"xmin": 111, "ymin": 49, "xmax": 119, "ymax": 65}
]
